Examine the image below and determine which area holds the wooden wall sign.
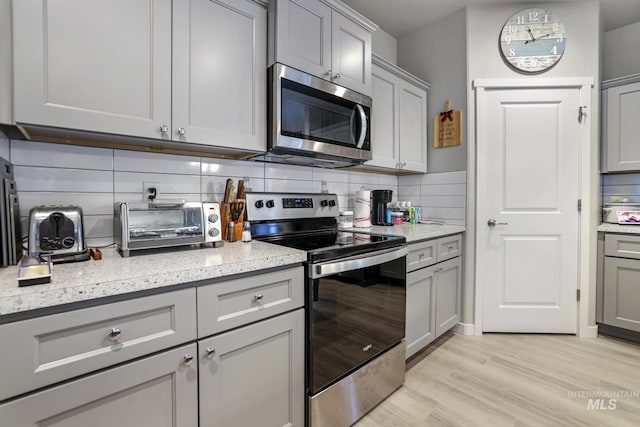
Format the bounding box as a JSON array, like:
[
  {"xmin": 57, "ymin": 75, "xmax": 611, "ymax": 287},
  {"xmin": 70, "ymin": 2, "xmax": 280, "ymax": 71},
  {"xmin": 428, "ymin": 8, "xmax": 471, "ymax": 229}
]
[{"xmin": 434, "ymin": 100, "xmax": 462, "ymax": 148}]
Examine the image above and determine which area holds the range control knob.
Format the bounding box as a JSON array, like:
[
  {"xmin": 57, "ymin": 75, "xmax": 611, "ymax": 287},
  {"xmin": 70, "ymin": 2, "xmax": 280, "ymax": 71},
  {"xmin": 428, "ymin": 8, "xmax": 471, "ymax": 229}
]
[
  {"xmin": 320, "ymin": 200, "xmax": 328, "ymax": 207},
  {"xmin": 266, "ymin": 200, "xmax": 275, "ymax": 208},
  {"xmin": 208, "ymin": 228, "xmax": 220, "ymax": 237},
  {"xmin": 207, "ymin": 214, "xmax": 219, "ymax": 223},
  {"xmin": 328, "ymin": 200, "xmax": 336, "ymax": 207},
  {"xmin": 255, "ymin": 200, "xmax": 264, "ymax": 209}
]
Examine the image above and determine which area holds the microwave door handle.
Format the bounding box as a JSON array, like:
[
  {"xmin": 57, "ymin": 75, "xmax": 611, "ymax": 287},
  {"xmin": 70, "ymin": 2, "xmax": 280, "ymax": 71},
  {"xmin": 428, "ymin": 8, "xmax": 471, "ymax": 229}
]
[{"xmin": 355, "ymin": 104, "xmax": 367, "ymax": 149}]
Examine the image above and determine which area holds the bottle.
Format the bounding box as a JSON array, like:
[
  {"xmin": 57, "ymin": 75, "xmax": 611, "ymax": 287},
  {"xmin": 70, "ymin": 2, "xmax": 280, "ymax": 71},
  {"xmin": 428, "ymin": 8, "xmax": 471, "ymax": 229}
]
[
  {"xmin": 242, "ymin": 221, "xmax": 252, "ymax": 242},
  {"xmin": 227, "ymin": 221, "xmax": 236, "ymax": 242}
]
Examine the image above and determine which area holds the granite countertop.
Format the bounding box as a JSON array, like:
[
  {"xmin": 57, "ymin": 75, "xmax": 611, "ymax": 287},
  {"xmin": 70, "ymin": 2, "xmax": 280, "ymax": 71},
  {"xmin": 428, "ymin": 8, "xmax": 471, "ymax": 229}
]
[
  {"xmin": 597, "ymin": 223, "xmax": 640, "ymax": 234},
  {"xmin": 346, "ymin": 223, "xmax": 465, "ymax": 243},
  {"xmin": 0, "ymin": 241, "xmax": 306, "ymax": 317},
  {"xmin": 0, "ymin": 223, "xmax": 464, "ymax": 318}
]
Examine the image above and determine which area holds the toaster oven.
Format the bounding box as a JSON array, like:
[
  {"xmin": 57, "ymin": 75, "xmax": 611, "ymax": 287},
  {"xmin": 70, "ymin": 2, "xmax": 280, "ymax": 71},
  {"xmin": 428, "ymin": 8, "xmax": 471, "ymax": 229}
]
[{"xmin": 115, "ymin": 201, "xmax": 222, "ymax": 257}]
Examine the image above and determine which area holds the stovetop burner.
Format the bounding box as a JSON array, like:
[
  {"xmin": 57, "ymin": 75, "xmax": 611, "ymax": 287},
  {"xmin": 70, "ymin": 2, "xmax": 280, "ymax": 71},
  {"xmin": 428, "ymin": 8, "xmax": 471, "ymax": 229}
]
[{"xmin": 246, "ymin": 192, "xmax": 406, "ymax": 262}]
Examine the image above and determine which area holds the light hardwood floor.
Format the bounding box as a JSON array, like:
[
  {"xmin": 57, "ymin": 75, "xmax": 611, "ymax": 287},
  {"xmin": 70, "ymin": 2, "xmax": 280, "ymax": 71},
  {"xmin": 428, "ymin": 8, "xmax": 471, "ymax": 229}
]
[{"xmin": 355, "ymin": 332, "xmax": 640, "ymax": 426}]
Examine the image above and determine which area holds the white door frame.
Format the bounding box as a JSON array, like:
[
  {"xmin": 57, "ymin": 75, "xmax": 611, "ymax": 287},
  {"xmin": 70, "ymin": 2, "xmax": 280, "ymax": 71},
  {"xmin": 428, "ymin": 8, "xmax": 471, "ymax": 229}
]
[{"xmin": 468, "ymin": 78, "xmax": 598, "ymax": 338}]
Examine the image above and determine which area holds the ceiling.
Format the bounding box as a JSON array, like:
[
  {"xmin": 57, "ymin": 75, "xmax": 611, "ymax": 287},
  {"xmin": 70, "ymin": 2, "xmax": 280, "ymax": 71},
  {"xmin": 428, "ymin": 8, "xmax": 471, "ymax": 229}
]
[{"xmin": 342, "ymin": 0, "xmax": 640, "ymax": 37}]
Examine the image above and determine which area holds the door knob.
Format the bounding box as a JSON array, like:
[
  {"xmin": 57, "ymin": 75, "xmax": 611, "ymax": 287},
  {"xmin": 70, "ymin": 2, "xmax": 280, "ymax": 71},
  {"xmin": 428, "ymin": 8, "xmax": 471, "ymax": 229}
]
[{"xmin": 487, "ymin": 219, "xmax": 508, "ymax": 227}]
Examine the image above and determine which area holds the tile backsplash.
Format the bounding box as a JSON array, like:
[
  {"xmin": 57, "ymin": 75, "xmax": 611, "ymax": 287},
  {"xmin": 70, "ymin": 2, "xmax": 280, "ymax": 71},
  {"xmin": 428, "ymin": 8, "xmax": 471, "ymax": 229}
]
[
  {"xmin": 398, "ymin": 171, "xmax": 466, "ymax": 226},
  {"xmin": 3, "ymin": 139, "xmax": 401, "ymax": 247},
  {"xmin": 601, "ymin": 173, "xmax": 640, "ymax": 204}
]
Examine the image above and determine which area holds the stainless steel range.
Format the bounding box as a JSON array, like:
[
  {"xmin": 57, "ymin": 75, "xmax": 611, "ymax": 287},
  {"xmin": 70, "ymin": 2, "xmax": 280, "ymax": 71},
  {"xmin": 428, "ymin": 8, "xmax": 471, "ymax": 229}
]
[{"xmin": 246, "ymin": 192, "xmax": 407, "ymax": 427}]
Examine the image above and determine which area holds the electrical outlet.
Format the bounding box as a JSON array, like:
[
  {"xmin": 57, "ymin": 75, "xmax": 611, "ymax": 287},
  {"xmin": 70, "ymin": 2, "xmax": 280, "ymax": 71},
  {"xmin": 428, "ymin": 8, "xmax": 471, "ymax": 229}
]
[{"xmin": 143, "ymin": 182, "xmax": 160, "ymax": 201}]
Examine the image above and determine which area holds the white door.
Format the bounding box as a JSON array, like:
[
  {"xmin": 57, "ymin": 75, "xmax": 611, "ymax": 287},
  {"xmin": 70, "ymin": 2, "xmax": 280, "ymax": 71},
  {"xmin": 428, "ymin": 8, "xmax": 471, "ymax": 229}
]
[{"xmin": 476, "ymin": 85, "xmax": 582, "ymax": 333}]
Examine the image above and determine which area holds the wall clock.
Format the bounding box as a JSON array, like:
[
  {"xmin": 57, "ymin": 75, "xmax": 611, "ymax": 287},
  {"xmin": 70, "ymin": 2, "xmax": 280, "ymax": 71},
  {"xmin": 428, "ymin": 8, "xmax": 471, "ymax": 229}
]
[{"xmin": 499, "ymin": 8, "xmax": 567, "ymax": 73}]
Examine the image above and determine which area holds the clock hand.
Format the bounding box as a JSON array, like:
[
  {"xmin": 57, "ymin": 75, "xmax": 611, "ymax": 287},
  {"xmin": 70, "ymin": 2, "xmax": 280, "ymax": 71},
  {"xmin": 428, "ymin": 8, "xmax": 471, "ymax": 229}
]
[{"xmin": 525, "ymin": 27, "xmax": 536, "ymax": 44}]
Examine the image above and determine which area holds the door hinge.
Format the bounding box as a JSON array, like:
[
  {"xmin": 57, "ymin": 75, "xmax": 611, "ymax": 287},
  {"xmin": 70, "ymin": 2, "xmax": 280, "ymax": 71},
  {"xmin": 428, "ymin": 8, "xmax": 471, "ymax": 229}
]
[
  {"xmin": 578, "ymin": 106, "xmax": 587, "ymax": 123},
  {"xmin": 577, "ymin": 289, "xmax": 581, "ymax": 301},
  {"xmin": 577, "ymin": 199, "xmax": 582, "ymax": 212}
]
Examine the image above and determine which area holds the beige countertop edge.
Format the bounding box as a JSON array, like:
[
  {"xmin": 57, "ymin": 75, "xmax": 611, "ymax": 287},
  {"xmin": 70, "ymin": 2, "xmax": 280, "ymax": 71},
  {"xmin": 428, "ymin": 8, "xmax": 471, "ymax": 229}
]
[
  {"xmin": 597, "ymin": 223, "xmax": 640, "ymax": 234},
  {"xmin": 344, "ymin": 223, "xmax": 466, "ymax": 243}
]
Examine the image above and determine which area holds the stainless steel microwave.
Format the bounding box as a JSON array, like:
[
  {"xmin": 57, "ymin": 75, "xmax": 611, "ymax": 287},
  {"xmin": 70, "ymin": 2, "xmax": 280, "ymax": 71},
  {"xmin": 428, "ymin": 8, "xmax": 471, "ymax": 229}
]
[{"xmin": 261, "ymin": 63, "xmax": 372, "ymax": 168}]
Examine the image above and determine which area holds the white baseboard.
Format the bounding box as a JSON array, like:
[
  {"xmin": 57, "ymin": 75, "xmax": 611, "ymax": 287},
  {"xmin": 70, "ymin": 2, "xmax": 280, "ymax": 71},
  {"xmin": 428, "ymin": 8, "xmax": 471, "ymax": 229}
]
[
  {"xmin": 579, "ymin": 324, "xmax": 599, "ymax": 338},
  {"xmin": 454, "ymin": 322, "xmax": 475, "ymax": 336}
]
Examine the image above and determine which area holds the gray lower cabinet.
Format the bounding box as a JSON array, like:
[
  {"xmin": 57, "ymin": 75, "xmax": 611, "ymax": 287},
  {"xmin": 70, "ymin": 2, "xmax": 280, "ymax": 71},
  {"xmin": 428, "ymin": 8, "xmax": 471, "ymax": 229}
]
[
  {"xmin": 434, "ymin": 257, "xmax": 462, "ymax": 337},
  {"xmin": 0, "ymin": 343, "xmax": 198, "ymax": 426},
  {"xmin": 405, "ymin": 234, "xmax": 463, "ymax": 359},
  {"xmin": 603, "ymin": 234, "xmax": 640, "ymax": 332},
  {"xmin": 198, "ymin": 309, "xmax": 304, "ymax": 427},
  {"xmin": 0, "ymin": 266, "xmax": 305, "ymax": 426}
]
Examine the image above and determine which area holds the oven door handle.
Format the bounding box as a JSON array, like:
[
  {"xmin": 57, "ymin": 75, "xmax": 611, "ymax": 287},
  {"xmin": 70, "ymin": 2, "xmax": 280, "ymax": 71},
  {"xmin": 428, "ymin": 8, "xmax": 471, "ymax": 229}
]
[{"xmin": 310, "ymin": 246, "xmax": 408, "ymax": 279}]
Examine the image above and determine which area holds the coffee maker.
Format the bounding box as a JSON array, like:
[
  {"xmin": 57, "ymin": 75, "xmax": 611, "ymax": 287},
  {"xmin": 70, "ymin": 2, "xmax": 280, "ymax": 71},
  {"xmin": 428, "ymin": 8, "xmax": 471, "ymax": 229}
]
[{"xmin": 371, "ymin": 190, "xmax": 392, "ymax": 226}]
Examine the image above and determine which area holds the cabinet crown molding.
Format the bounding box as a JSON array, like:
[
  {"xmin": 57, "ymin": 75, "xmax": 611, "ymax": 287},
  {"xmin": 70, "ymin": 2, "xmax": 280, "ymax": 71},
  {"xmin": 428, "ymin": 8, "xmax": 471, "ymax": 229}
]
[
  {"xmin": 602, "ymin": 73, "xmax": 640, "ymax": 89},
  {"xmin": 372, "ymin": 53, "xmax": 430, "ymax": 91},
  {"xmin": 319, "ymin": 0, "xmax": 378, "ymax": 32}
]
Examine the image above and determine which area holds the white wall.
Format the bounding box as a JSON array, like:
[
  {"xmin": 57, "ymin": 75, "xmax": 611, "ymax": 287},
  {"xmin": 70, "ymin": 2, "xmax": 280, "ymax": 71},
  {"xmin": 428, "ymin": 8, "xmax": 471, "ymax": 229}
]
[
  {"xmin": 603, "ymin": 21, "xmax": 640, "ymax": 80},
  {"xmin": 6, "ymin": 140, "xmax": 397, "ymax": 247},
  {"xmin": 397, "ymin": 8, "xmax": 467, "ymax": 173},
  {"xmin": 398, "ymin": 171, "xmax": 466, "ymax": 226}
]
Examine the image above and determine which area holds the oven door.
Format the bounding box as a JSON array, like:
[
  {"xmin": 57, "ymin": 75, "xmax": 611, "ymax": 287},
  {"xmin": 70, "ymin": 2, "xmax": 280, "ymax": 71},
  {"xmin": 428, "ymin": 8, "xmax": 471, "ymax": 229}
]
[{"xmin": 308, "ymin": 246, "xmax": 407, "ymax": 394}]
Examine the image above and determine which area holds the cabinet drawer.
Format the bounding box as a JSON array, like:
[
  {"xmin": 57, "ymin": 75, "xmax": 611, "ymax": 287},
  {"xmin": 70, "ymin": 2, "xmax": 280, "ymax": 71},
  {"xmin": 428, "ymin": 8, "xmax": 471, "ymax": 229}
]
[
  {"xmin": 438, "ymin": 234, "xmax": 462, "ymax": 262},
  {"xmin": 197, "ymin": 267, "xmax": 304, "ymax": 338},
  {"xmin": 605, "ymin": 233, "xmax": 640, "ymax": 259},
  {"xmin": 407, "ymin": 240, "xmax": 437, "ymax": 272},
  {"xmin": 0, "ymin": 343, "xmax": 198, "ymax": 426},
  {"xmin": 0, "ymin": 288, "xmax": 197, "ymax": 401}
]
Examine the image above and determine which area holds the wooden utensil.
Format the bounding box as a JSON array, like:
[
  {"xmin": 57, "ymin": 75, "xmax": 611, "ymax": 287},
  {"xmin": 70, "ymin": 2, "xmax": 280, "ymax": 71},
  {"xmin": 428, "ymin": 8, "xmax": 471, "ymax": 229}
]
[
  {"xmin": 223, "ymin": 179, "xmax": 234, "ymax": 203},
  {"xmin": 236, "ymin": 180, "xmax": 245, "ymax": 221}
]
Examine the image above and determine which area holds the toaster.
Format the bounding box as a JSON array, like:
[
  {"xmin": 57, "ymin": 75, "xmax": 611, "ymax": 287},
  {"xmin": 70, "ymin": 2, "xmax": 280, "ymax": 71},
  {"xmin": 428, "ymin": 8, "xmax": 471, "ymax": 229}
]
[
  {"xmin": 115, "ymin": 200, "xmax": 222, "ymax": 257},
  {"xmin": 28, "ymin": 206, "xmax": 90, "ymax": 263}
]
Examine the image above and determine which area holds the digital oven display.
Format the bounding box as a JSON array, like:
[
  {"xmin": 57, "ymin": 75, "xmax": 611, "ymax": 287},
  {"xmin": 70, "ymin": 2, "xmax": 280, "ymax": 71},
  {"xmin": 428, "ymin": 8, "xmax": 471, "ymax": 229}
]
[{"xmin": 282, "ymin": 197, "xmax": 313, "ymax": 208}]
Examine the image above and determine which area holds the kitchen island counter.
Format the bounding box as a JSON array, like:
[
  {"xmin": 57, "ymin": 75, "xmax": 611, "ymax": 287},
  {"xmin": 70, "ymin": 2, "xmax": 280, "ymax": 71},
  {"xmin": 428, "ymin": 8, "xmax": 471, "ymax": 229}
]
[{"xmin": 0, "ymin": 241, "xmax": 306, "ymax": 318}]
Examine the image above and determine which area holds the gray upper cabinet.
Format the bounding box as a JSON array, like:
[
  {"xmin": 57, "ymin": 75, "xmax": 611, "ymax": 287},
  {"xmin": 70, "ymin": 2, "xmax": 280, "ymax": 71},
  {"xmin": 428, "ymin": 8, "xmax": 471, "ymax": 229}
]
[
  {"xmin": 270, "ymin": 0, "xmax": 375, "ymax": 96},
  {"xmin": 172, "ymin": 0, "xmax": 266, "ymax": 151},
  {"xmin": 366, "ymin": 55, "xmax": 429, "ymax": 173},
  {"xmin": 602, "ymin": 76, "xmax": 640, "ymax": 172},
  {"xmin": 13, "ymin": 0, "xmax": 172, "ymax": 140},
  {"xmin": 13, "ymin": 0, "xmax": 265, "ymax": 152}
]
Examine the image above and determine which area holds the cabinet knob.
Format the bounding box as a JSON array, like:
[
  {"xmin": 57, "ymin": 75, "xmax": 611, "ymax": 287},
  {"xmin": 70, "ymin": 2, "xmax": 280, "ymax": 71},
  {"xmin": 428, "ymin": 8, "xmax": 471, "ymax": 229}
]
[
  {"xmin": 324, "ymin": 69, "xmax": 332, "ymax": 77},
  {"xmin": 254, "ymin": 293, "xmax": 264, "ymax": 302},
  {"xmin": 108, "ymin": 327, "xmax": 122, "ymax": 341},
  {"xmin": 160, "ymin": 124, "xmax": 169, "ymax": 135},
  {"xmin": 177, "ymin": 127, "xmax": 186, "ymax": 137},
  {"xmin": 333, "ymin": 73, "xmax": 341, "ymax": 80},
  {"xmin": 183, "ymin": 354, "xmax": 194, "ymax": 367},
  {"xmin": 205, "ymin": 347, "xmax": 216, "ymax": 359}
]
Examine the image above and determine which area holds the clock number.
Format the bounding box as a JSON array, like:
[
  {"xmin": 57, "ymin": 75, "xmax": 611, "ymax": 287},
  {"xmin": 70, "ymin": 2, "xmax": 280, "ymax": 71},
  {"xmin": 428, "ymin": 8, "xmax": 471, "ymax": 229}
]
[
  {"xmin": 508, "ymin": 25, "xmax": 517, "ymax": 34},
  {"xmin": 531, "ymin": 58, "xmax": 538, "ymax": 67},
  {"xmin": 544, "ymin": 14, "xmax": 549, "ymax": 23},
  {"xmin": 517, "ymin": 15, "xmax": 524, "ymax": 25},
  {"xmin": 529, "ymin": 11, "xmax": 539, "ymax": 21},
  {"xmin": 504, "ymin": 36, "xmax": 511, "ymax": 45},
  {"xmin": 509, "ymin": 48, "xmax": 516, "ymax": 57},
  {"xmin": 551, "ymin": 46, "xmax": 557, "ymax": 55}
]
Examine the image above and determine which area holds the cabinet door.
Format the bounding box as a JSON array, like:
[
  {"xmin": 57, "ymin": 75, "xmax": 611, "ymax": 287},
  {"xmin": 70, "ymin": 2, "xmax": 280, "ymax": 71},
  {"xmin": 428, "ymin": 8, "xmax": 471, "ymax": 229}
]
[
  {"xmin": 13, "ymin": 0, "xmax": 172, "ymax": 140},
  {"xmin": 603, "ymin": 257, "xmax": 640, "ymax": 332},
  {"xmin": 0, "ymin": 344, "xmax": 198, "ymax": 427},
  {"xmin": 366, "ymin": 63, "xmax": 400, "ymax": 169},
  {"xmin": 274, "ymin": 0, "xmax": 332, "ymax": 79},
  {"xmin": 435, "ymin": 257, "xmax": 462, "ymax": 337},
  {"xmin": 172, "ymin": 0, "xmax": 266, "ymax": 151},
  {"xmin": 199, "ymin": 309, "xmax": 304, "ymax": 427},
  {"xmin": 406, "ymin": 266, "xmax": 436, "ymax": 359},
  {"xmin": 606, "ymin": 82, "xmax": 640, "ymax": 171},
  {"xmin": 398, "ymin": 80, "xmax": 428, "ymax": 173},
  {"xmin": 331, "ymin": 12, "xmax": 372, "ymax": 96}
]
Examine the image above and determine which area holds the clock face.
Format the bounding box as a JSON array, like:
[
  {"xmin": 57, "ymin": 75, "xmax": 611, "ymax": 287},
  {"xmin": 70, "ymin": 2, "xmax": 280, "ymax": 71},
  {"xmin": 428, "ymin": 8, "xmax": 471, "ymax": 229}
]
[{"xmin": 499, "ymin": 8, "xmax": 566, "ymax": 73}]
